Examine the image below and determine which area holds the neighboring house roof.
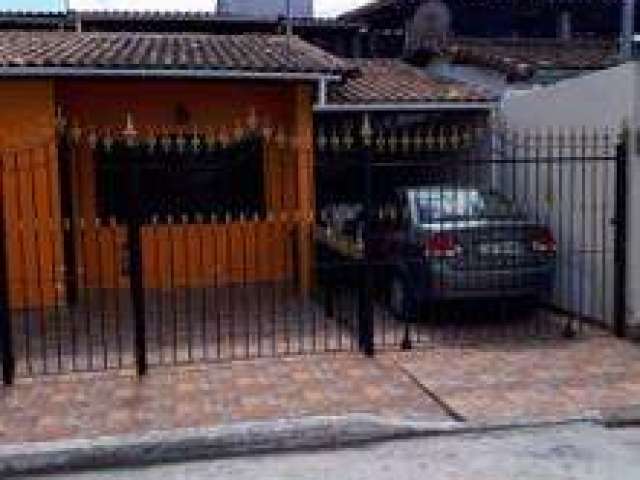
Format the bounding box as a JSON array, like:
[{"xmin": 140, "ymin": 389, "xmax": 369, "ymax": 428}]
[
  {"xmin": 421, "ymin": 37, "xmax": 620, "ymax": 81},
  {"xmin": 341, "ymin": 0, "xmax": 624, "ymax": 20},
  {"xmin": 340, "ymin": 0, "xmax": 400, "ymax": 20},
  {"xmin": 0, "ymin": 31, "xmax": 349, "ymax": 78},
  {"xmin": 322, "ymin": 59, "xmax": 496, "ymax": 111},
  {"xmin": 72, "ymin": 10, "xmax": 360, "ymax": 27},
  {"xmin": 0, "ymin": 10, "xmax": 363, "ymax": 30}
]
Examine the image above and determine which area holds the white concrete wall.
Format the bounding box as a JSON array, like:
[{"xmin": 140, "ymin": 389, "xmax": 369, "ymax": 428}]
[
  {"xmin": 502, "ymin": 63, "xmax": 635, "ymax": 131},
  {"xmin": 500, "ymin": 63, "xmax": 637, "ymax": 328}
]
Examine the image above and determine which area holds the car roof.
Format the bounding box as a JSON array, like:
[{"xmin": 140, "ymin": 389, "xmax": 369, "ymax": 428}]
[{"xmin": 402, "ymin": 187, "xmax": 483, "ymax": 196}]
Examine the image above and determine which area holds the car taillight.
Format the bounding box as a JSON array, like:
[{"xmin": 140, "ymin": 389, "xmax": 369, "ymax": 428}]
[
  {"xmin": 530, "ymin": 228, "xmax": 557, "ymax": 254},
  {"xmin": 425, "ymin": 232, "xmax": 461, "ymax": 258}
]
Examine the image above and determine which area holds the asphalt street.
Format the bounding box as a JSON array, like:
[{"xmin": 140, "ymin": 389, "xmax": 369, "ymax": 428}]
[{"xmin": 22, "ymin": 423, "xmax": 640, "ymax": 480}]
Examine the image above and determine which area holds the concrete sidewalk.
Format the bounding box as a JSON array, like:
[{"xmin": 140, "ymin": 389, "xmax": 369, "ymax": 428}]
[
  {"xmin": 0, "ymin": 354, "xmax": 448, "ymax": 445},
  {"xmin": 1, "ymin": 335, "xmax": 640, "ymax": 476},
  {"xmin": 383, "ymin": 335, "xmax": 640, "ymax": 423}
]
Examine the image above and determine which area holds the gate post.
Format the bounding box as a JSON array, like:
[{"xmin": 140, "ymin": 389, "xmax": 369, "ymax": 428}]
[
  {"xmin": 358, "ymin": 114, "xmax": 375, "ymax": 356},
  {"xmin": 614, "ymin": 127, "xmax": 629, "ymax": 338},
  {"xmin": 124, "ymin": 127, "xmax": 147, "ymax": 376},
  {"xmin": 0, "ymin": 155, "xmax": 14, "ymax": 385}
]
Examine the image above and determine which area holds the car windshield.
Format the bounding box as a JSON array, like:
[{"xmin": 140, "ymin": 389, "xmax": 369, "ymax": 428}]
[{"xmin": 415, "ymin": 189, "xmax": 520, "ymax": 223}]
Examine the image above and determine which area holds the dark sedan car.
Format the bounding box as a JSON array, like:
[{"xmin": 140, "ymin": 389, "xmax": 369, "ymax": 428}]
[{"xmin": 316, "ymin": 187, "xmax": 557, "ymax": 319}]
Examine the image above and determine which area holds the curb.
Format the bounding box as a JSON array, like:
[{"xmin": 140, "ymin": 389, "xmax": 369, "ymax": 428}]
[
  {"xmin": 601, "ymin": 405, "xmax": 640, "ymax": 428},
  {"xmin": 0, "ymin": 412, "xmax": 631, "ymax": 477},
  {"xmin": 0, "ymin": 415, "xmax": 459, "ymax": 477}
]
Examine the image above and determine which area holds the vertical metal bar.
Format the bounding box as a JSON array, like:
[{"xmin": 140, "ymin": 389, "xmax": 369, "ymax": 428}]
[
  {"xmin": 112, "ymin": 217, "xmax": 123, "ymax": 369},
  {"xmin": 358, "ymin": 113, "xmax": 374, "ymax": 356},
  {"xmin": 169, "ymin": 216, "xmax": 178, "ymax": 364},
  {"xmin": 58, "ymin": 134, "xmax": 79, "ymax": 307},
  {"xmin": 42, "ymin": 142, "xmax": 63, "ymax": 373},
  {"xmin": 620, "ymin": 0, "xmax": 635, "ymax": 60},
  {"xmin": 533, "ymin": 127, "xmax": 543, "ymax": 336},
  {"xmin": 270, "ymin": 216, "xmax": 277, "ymax": 357},
  {"xmin": 0, "ymin": 151, "xmax": 15, "ymax": 385},
  {"xmin": 199, "ymin": 216, "xmax": 207, "ymax": 360},
  {"xmin": 600, "ymin": 131, "xmax": 610, "ymax": 324},
  {"xmin": 556, "ymin": 128, "xmax": 566, "ymax": 334},
  {"xmin": 227, "ymin": 214, "xmax": 236, "ymax": 359},
  {"xmin": 614, "ymin": 130, "xmax": 628, "ymax": 338},
  {"xmin": 522, "ymin": 129, "xmax": 532, "ymax": 337},
  {"xmin": 83, "ymin": 220, "xmax": 92, "ymax": 371},
  {"xmin": 72, "ymin": 217, "xmax": 82, "ymax": 371},
  {"xmin": 579, "ymin": 127, "xmax": 588, "ymax": 334},
  {"xmin": 184, "ymin": 215, "xmax": 193, "ymax": 363},
  {"xmin": 214, "ymin": 214, "xmax": 222, "ymax": 360},
  {"xmin": 242, "ymin": 216, "xmax": 249, "ymax": 359},
  {"xmin": 27, "ymin": 148, "xmax": 48, "ymax": 372},
  {"xmin": 11, "ymin": 150, "xmax": 32, "ymax": 376},
  {"xmin": 256, "ymin": 216, "xmax": 263, "ymax": 357},
  {"xmin": 55, "ymin": 215, "xmax": 64, "ymax": 372},
  {"xmin": 96, "ymin": 218, "xmax": 107, "ymax": 370},
  {"xmin": 590, "ymin": 133, "xmax": 599, "ymax": 327},
  {"xmin": 125, "ymin": 140, "xmax": 147, "ymax": 376},
  {"xmin": 568, "ymin": 128, "xmax": 577, "ymax": 332},
  {"xmin": 153, "ymin": 217, "xmax": 163, "ymax": 365}
]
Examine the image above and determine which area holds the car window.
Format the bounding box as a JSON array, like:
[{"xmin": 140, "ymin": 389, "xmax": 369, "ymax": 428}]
[{"xmin": 415, "ymin": 190, "xmax": 520, "ymax": 223}]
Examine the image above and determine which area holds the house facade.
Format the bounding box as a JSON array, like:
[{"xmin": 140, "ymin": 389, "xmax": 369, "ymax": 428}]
[{"xmin": 0, "ymin": 32, "xmax": 345, "ymax": 308}]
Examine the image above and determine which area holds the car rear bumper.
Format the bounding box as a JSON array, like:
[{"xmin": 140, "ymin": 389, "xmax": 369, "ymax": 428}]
[{"xmin": 422, "ymin": 265, "xmax": 555, "ymax": 301}]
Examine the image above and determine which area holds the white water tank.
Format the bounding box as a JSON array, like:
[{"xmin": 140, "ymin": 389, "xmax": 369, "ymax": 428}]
[{"xmin": 217, "ymin": 0, "xmax": 313, "ymax": 17}]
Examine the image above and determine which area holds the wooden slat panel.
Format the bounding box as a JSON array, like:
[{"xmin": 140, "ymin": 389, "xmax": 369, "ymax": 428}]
[
  {"xmin": 137, "ymin": 221, "xmax": 295, "ymax": 289},
  {"xmin": 1, "ymin": 144, "xmax": 63, "ymax": 309}
]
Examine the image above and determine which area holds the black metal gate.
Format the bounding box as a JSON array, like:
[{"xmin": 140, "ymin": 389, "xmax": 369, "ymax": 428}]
[
  {"xmin": 0, "ymin": 121, "xmax": 629, "ymax": 384},
  {"xmin": 315, "ymin": 119, "xmax": 627, "ymax": 352}
]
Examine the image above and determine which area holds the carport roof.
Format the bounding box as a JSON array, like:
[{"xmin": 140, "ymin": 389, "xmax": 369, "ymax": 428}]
[
  {"xmin": 0, "ymin": 31, "xmax": 350, "ymax": 79},
  {"xmin": 322, "ymin": 59, "xmax": 496, "ymax": 111}
]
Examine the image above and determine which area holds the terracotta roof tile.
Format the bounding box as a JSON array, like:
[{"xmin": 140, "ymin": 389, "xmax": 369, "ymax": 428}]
[
  {"xmin": 328, "ymin": 59, "xmax": 495, "ymax": 105},
  {"xmin": 0, "ymin": 31, "xmax": 349, "ymax": 75}
]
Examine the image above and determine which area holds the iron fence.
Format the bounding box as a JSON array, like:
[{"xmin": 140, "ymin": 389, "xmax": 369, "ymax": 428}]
[
  {"xmin": 0, "ymin": 120, "xmax": 628, "ymax": 384},
  {"xmin": 315, "ymin": 121, "xmax": 626, "ymax": 351}
]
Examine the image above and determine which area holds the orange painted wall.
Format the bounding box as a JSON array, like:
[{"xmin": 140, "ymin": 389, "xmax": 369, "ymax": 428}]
[
  {"xmin": 0, "ymin": 80, "xmax": 63, "ymax": 308},
  {"xmin": 56, "ymin": 79, "xmax": 296, "ymax": 128},
  {"xmin": 56, "ymin": 79, "xmax": 315, "ymax": 291}
]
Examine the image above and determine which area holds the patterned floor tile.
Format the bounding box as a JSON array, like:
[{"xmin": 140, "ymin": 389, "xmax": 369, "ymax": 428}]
[{"xmin": 0, "ymin": 353, "xmax": 446, "ymax": 444}]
